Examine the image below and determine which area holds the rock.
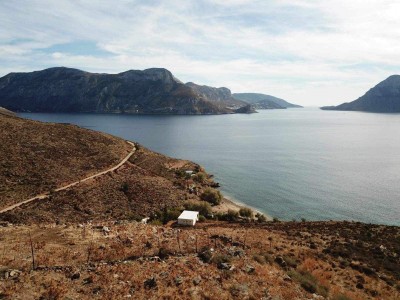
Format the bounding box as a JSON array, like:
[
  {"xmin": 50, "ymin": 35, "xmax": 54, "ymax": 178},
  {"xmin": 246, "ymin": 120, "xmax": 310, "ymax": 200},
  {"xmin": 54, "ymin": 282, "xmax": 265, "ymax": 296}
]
[
  {"xmin": 83, "ymin": 276, "xmax": 93, "ymax": 285},
  {"xmin": 5, "ymin": 269, "xmax": 21, "ymax": 279},
  {"xmin": 102, "ymin": 226, "xmax": 110, "ymax": 234},
  {"xmin": 192, "ymin": 276, "xmax": 202, "ymax": 286},
  {"xmin": 218, "ymin": 262, "xmax": 234, "ymax": 270},
  {"xmin": 245, "ymin": 265, "xmax": 255, "ymax": 274},
  {"xmin": 229, "ymin": 284, "xmax": 249, "ymax": 297},
  {"xmin": 144, "ymin": 276, "xmax": 157, "ymax": 289},
  {"xmin": 175, "ymin": 276, "xmax": 183, "ymax": 286},
  {"xmin": 275, "ymin": 256, "xmax": 287, "ymax": 268},
  {"xmin": 283, "ymin": 274, "xmax": 292, "ymax": 282}
]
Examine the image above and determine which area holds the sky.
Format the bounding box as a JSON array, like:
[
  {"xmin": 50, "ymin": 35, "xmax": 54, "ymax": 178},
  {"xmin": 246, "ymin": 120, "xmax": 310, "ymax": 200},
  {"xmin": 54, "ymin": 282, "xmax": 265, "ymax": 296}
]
[{"xmin": 1, "ymin": 0, "xmax": 400, "ymax": 106}]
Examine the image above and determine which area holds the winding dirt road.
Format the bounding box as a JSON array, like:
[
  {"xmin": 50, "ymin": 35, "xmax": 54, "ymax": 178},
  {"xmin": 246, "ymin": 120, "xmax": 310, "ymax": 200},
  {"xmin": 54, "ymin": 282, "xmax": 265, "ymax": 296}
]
[{"xmin": 0, "ymin": 141, "xmax": 136, "ymax": 214}]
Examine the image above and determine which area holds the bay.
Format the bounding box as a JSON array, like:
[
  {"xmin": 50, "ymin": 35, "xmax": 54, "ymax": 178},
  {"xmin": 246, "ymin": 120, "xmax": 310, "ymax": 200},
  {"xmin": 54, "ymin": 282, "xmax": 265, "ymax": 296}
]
[{"xmin": 20, "ymin": 108, "xmax": 400, "ymax": 225}]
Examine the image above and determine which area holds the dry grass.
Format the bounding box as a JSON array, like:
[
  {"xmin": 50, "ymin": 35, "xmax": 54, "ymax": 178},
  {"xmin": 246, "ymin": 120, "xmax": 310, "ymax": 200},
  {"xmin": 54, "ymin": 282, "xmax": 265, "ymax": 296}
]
[{"xmin": 0, "ymin": 221, "xmax": 398, "ymax": 299}]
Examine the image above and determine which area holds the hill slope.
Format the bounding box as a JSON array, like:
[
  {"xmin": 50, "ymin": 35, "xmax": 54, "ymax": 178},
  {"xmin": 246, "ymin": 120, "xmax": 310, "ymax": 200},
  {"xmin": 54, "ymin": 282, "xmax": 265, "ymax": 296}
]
[
  {"xmin": 0, "ymin": 107, "xmax": 15, "ymax": 117},
  {"xmin": 0, "ymin": 67, "xmax": 252, "ymax": 115},
  {"xmin": 321, "ymin": 75, "xmax": 400, "ymax": 112},
  {"xmin": 233, "ymin": 93, "xmax": 303, "ymax": 108},
  {"xmin": 0, "ymin": 114, "xmax": 217, "ymax": 223}
]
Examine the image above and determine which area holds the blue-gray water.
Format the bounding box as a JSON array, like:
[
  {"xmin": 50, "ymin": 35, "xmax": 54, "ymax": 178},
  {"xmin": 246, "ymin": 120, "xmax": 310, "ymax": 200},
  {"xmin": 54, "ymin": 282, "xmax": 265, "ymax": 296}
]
[{"xmin": 20, "ymin": 108, "xmax": 400, "ymax": 225}]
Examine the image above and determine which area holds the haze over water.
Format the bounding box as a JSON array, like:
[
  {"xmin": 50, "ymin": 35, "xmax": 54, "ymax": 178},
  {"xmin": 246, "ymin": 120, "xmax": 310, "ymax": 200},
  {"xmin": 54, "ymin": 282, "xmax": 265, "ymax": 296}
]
[{"xmin": 21, "ymin": 108, "xmax": 400, "ymax": 225}]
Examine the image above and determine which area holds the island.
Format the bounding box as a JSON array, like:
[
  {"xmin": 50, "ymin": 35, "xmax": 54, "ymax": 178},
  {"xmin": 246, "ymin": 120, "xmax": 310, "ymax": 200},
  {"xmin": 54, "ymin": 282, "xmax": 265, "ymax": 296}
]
[{"xmin": 321, "ymin": 75, "xmax": 400, "ymax": 113}]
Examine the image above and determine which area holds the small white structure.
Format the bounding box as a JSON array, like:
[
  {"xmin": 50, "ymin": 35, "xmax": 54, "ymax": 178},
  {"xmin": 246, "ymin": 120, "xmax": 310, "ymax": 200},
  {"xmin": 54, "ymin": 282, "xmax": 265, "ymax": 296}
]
[{"xmin": 178, "ymin": 210, "xmax": 199, "ymax": 226}]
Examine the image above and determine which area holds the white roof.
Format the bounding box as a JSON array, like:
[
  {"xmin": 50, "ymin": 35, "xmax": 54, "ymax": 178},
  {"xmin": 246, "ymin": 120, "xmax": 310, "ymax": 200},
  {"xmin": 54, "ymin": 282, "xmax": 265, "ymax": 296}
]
[{"xmin": 178, "ymin": 210, "xmax": 199, "ymax": 220}]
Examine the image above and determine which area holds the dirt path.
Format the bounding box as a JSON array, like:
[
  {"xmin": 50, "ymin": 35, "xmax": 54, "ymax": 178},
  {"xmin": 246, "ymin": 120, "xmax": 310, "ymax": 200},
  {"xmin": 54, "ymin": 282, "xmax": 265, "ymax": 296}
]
[{"xmin": 0, "ymin": 141, "xmax": 136, "ymax": 214}]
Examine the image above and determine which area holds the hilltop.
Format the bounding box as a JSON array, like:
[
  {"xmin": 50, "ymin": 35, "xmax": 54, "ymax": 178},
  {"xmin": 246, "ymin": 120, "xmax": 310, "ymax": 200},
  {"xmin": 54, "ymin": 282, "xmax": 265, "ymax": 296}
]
[
  {"xmin": 321, "ymin": 75, "xmax": 400, "ymax": 112},
  {"xmin": 0, "ymin": 67, "xmax": 250, "ymax": 115}
]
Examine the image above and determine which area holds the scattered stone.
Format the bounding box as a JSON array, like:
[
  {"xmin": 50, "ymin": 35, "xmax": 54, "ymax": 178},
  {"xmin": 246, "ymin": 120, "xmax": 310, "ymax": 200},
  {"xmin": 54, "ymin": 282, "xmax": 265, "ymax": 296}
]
[
  {"xmin": 192, "ymin": 276, "xmax": 202, "ymax": 286},
  {"xmin": 218, "ymin": 262, "xmax": 233, "ymax": 270},
  {"xmin": 283, "ymin": 274, "xmax": 292, "ymax": 282},
  {"xmin": 102, "ymin": 226, "xmax": 110, "ymax": 234},
  {"xmin": 71, "ymin": 272, "xmax": 81, "ymax": 280},
  {"xmin": 4, "ymin": 269, "xmax": 21, "ymax": 279},
  {"xmin": 275, "ymin": 256, "xmax": 287, "ymax": 268},
  {"xmin": 175, "ymin": 276, "xmax": 183, "ymax": 286},
  {"xmin": 245, "ymin": 265, "xmax": 255, "ymax": 274},
  {"xmin": 229, "ymin": 284, "xmax": 249, "ymax": 297},
  {"xmin": 83, "ymin": 277, "xmax": 93, "ymax": 285}
]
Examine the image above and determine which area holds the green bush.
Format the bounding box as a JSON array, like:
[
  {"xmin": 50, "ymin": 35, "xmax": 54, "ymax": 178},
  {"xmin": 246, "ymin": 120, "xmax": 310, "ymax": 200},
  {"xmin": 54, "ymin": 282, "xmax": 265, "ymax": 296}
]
[
  {"xmin": 211, "ymin": 254, "xmax": 231, "ymax": 265},
  {"xmin": 239, "ymin": 207, "xmax": 253, "ymax": 218},
  {"xmin": 198, "ymin": 247, "xmax": 213, "ymax": 263},
  {"xmin": 120, "ymin": 182, "xmax": 129, "ymax": 194},
  {"xmin": 256, "ymin": 213, "xmax": 268, "ymax": 223},
  {"xmin": 253, "ymin": 254, "xmax": 266, "ymax": 264},
  {"xmin": 198, "ymin": 215, "xmax": 206, "ymax": 222},
  {"xmin": 175, "ymin": 169, "xmax": 186, "ymax": 178},
  {"xmin": 193, "ymin": 172, "xmax": 207, "ymax": 183},
  {"xmin": 200, "ymin": 188, "xmax": 222, "ymax": 205},
  {"xmin": 184, "ymin": 200, "xmax": 212, "ymax": 217},
  {"xmin": 288, "ymin": 270, "xmax": 329, "ymax": 297},
  {"xmin": 226, "ymin": 209, "xmax": 239, "ymax": 221}
]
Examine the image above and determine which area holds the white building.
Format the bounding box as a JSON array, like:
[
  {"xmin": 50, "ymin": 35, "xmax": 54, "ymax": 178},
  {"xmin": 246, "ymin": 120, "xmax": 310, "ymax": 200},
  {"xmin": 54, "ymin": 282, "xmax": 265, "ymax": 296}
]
[{"xmin": 177, "ymin": 210, "xmax": 199, "ymax": 226}]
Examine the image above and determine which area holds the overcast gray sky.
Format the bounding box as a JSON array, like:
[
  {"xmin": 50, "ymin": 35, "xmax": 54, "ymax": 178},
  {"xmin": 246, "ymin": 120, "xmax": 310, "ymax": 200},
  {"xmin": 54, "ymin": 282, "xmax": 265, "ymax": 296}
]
[{"xmin": 1, "ymin": 0, "xmax": 399, "ymax": 106}]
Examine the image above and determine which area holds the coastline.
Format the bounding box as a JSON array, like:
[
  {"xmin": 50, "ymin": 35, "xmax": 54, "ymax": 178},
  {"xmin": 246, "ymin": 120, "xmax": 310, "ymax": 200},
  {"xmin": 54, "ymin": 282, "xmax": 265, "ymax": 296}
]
[{"xmin": 213, "ymin": 194, "xmax": 272, "ymax": 221}]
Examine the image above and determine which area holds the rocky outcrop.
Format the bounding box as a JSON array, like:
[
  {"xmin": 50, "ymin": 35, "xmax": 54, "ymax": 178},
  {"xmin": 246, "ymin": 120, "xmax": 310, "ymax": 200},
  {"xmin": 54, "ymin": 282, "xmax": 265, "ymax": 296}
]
[
  {"xmin": 234, "ymin": 104, "xmax": 257, "ymax": 114},
  {"xmin": 321, "ymin": 75, "xmax": 400, "ymax": 112}
]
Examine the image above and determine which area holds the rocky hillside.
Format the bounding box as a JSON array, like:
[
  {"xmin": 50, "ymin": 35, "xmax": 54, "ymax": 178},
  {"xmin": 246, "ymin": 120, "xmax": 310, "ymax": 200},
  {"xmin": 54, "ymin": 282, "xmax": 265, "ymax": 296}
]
[
  {"xmin": 186, "ymin": 82, "xmax": 246, "ymax": 109},
  {"xmin": 0, "ymin": 67, "xmax": 252, "ymax": 115},
  {"xmin": 321, "ymin": 75, "xmax": 400, "ymax": 112},
  {"xmin": 233, "ymin": 93, "xmax": 303, "ymax": 108},
  {"xmin": 0, "ymin": 113, "xmax": 221, "ymax": 223},
  {"xmin": 0, "ymin": 220, "xmax": 398, "ymax": 299}
]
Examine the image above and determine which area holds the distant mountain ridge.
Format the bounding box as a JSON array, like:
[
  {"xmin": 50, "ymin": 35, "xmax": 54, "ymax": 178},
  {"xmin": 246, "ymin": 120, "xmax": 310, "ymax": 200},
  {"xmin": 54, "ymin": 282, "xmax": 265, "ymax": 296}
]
[
  {"xmin": 321, "ymin": 75, "xmax": 400, "ymax": 112},
  {"xmin": 232, "ymin": 93, "xmax": 303, "ymax": 109},
  {"xmin": 0, "ymin": 67, "xmax": 251, "ymax": 115}
]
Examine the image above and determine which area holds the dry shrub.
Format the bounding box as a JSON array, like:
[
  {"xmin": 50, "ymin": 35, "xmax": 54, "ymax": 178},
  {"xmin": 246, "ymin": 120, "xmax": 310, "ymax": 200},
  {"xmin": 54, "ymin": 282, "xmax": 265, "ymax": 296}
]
[{"xmin": 40, "ymin": 280, "xmax": 67, "ymax": 300}]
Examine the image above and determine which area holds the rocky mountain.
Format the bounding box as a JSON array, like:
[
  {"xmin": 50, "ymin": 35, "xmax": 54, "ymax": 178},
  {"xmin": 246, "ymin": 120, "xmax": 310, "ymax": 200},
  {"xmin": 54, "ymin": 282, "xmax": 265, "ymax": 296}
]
[
  {"xmin": 233, "ymin": 93, "xmax": 303, "ymax": 108},
  {"xmin": 321, "ymin": 75, "xmax": 400, "ymax": 112},
  {"xmin": 186, "ymin": 82, "xmax": 246, "ymax": 109},
  {"xmin": 0, "ymin": 67, "xmax": 253, "ymax": 115}
]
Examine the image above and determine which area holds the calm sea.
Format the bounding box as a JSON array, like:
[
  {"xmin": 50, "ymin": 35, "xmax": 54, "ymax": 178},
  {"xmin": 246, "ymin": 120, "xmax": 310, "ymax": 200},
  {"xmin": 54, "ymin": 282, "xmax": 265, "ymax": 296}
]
[{"xmin": 20, "ymin": 108, "xmax": 400, "ymax": 225}]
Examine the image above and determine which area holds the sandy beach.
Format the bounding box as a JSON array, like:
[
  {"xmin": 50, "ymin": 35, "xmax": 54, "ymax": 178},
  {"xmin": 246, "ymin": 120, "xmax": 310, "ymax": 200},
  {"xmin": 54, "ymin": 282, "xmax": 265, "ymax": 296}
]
[{"xmin": 212, "ymin": 196, "xmax": 272, "ymax": 221}]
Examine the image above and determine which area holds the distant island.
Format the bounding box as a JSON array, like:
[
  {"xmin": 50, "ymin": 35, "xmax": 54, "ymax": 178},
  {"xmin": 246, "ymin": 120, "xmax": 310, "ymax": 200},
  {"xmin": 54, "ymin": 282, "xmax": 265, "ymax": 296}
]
[
  {"xmin": 321, "ymin": 75, "xmax": 400, "ymax": 113},
  {"xmin": 0, "ymin": 67, "xmax": 251, "ymax": 115},
  {"xmin": 233, "ymin": 93, "xmax": 303, "ymax": 109}
]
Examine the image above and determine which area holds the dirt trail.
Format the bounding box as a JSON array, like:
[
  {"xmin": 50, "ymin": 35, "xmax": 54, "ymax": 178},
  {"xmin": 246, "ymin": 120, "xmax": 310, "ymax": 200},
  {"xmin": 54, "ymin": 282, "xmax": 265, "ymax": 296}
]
[{"xmin": 0, "ymin": 141, "xmax": 136, "ymax": 214}]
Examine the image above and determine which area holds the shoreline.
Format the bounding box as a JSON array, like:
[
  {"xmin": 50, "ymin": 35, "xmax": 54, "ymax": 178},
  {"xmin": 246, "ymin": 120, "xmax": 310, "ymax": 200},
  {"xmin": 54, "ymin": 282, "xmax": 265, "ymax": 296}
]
[{"xmin": 212, "ymin": 195, "xmax": 272, "ymax": 221}]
